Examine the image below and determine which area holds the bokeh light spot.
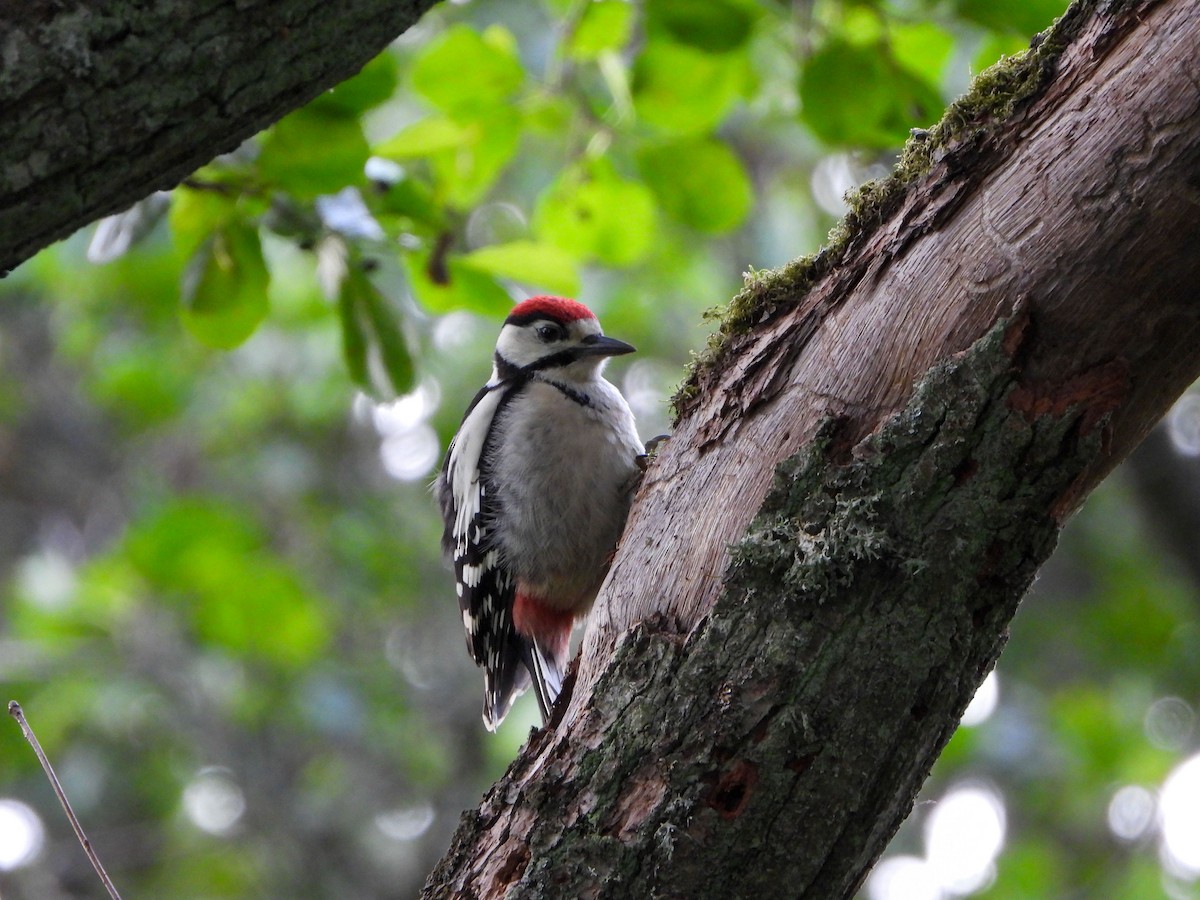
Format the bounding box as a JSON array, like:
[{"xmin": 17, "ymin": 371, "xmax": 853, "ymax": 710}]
[
  {"xmin": 1145, "ymin": 697, "xmax": 1194, "ymax": 751},
  {"xmin": 960, "ymin": 671, "xmax": 999, "ymax": 728},
  {"xmin": 183, "ymin": 769, "xmax": 246, "ymax": 836},
  {"xmin": 0, "ymin": 799, "xmax": 45, "ymax": 870},
  {"xmin": 1167, "ymin": 394, "xmax": 1200, "ymax": 456},
  {"xmin": 924, "ymin": 783, "xmax": 1006, "ymax": 896},
  {"xmin": 1108, "ymin": 784, "xmax": 1156, "ymax": 842},
  {"xmin": 380, "ymin": 425, "xmax": 440, "ymax": 481},
  {"xmin": 867, "ymin": 854, "xmax": 942, "ymax": 900},
  {"xmin": 1161, "ymin": 752, "xmax": 1200, "ymax": 877},
  {"xmin": 16, "ymin": 551, "xmax": 76, "ymax": 610},
  {"xmin": 375, "ymin": 803, "xmax": 436, "ymax": 842},
  {"xmin": 433, "ymin": 312, "xmax": 482, "ymax": 352},
  {"xmin": 372, "ymin": 382, "xmax": 440, "ymax": 435}
]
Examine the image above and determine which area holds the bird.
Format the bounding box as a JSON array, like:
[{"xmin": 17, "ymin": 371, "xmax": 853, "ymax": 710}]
[{"xmin": 436, "ymin": 296, "xmax": 645, "ymax": 730}]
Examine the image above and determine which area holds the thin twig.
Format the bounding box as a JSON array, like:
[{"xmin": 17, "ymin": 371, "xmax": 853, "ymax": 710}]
[{"xmin": 7, "ymin": 701, "xmax": 122, "ymax": 900}]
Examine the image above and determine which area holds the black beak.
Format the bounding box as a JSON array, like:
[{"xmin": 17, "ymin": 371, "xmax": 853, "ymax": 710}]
[{"xmin": 579, "ymin": 334, "xmax": 636, "ymax": 357}]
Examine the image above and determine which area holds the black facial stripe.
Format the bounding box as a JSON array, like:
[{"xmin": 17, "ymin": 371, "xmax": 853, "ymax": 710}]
[
  {"xmin": 494, "ymin": 351, "xmax": 523, "ymax": 382},
  {"xmin": 537, "ymin": 377, "xmax": 592, "ymax": 407},
  {"xmin": 493, "ymin": 347, "xmax": 588, "ymax": 380},
  {"xmin": 524, "ymin": 347, "xmax": 587, "ymax": 372}
]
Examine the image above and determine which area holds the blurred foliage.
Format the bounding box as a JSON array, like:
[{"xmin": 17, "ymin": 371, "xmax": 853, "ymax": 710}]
[{"xmin": 2, "ymin": 0, "xmax": 1198, "ymax": 898}]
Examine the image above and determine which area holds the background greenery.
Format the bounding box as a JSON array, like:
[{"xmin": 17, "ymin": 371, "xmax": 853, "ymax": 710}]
[{"xmin": 2, "ymin": 0, "xmax": 1199, "ymax": 897}]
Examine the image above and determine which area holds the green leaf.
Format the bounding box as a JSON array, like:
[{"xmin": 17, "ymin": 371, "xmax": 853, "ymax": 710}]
[
  {"xmin": 644, "ymin": 0, "xmax": 758, "ymax": 53},
  {"xmin": 169, "ymin": 187, "xmax": 238, "ymax": 261},
  {"xmin": 522, "ymin": 90, "xmax": 573, "ymax": 134},
  {"xmin": 180, "ymin": 221, "xmax": 270, "ymax": 349},
  {"xmin": 569, "ymin": 1, "xmax": 636, "ymax": 60},
  {"xmin": 126, "ymin": 499, "xmax": 328, "ymax": 667},
  {"xmin": 361, "ymin": 273, "xmax": 416, "ymax": 396},
  {"xmin": 637, "ymin": 137, "xmax": 752, "ymax": 234},
  {"xmin": 89, "ymin": 343, "xmax": 190, "ymax": 428},
  {"xmin": 410, "ymin": 24, "xmax": 524, "ymax": 119},
  {"xmin": 889, "ymin": 22, "xmax": 955, "ymax": 87},
  {"xmin": 374, "ymin": 117, "xmax": 473, "ymax": 158},
  {"xmin": 632, "ymin": 39, "xmax": 747, "ymax": 134},
  {"xmin": 801, "ymin": 40, "xmax": 889, "ymax": 146},
  {"xmin": 955, "ymin": 0, "xmax": 1067, "ymax": 35},
  {"xmin": 800, "ymin": 39, "xmax": 943, "ymax": 147},
  {"xmin": 369, "ymin": 176, "xmax": 443, "ymax": 229},
  {"xmin": 837, "ymin": 5, "xmax": 885, "ymax": 45},
  {"xmin": 429, "ymin": 110, "xmax": 521, "ymax": 207},
  {"xmin": 403, "ymin": 250, "xmax": 513, "ymax": 315},
  {"xmin": 337, "ymin": 266, "xmax": 415, "ymax": 396},
  {"xmin": 375, "ymin": 105, "xmax": 520, "ymax": 208},
  {"xmin": 258, "ymin": 109, "xmax": 370, "ymax": 198},
  {"xmin": 336, "ymin": 271, "xmax": 372, "ymax": 390},
  {"xmin": 459, "ymin": 241, "xmax": 580, "ymax": 296},
  {"xmin": 533, "ymin": 160, "xmax": 657, "ymax": 266},
  {"xmin": 313, "ymin": 51, "xmax": 399, "ymax": 116}
]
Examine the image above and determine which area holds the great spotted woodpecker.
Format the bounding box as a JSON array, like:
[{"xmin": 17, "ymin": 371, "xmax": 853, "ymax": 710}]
[{"xmin": 436, "ymin": 296, "xmax": 644, "ymax": 730}]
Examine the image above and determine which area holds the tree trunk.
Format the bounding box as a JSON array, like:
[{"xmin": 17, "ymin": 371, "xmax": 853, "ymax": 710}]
[
  {"xmin": 0, "ymin": 0, "xmax": 437, "ymax": 276},
  {"xmin": 424, "ymin": 0, "xmax": 1200, "ymax": 896}
]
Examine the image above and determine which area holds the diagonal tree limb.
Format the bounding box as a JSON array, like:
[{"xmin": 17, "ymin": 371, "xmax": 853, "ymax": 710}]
[{"xmin": 424, "ymin": 0, "xmax": 1200, "ymax": 895}]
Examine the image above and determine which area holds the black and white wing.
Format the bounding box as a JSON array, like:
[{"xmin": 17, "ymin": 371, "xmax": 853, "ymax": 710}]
[{"xmin": 436, "ymin": 382, "xmax": 530, "ymax": 730}]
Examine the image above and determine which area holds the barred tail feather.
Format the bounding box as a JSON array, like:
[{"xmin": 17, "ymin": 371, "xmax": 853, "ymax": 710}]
[
  {"xmin": 482, "ymin": 634, "xmax": 531, "ymax": 732},
  {"xmin": 527, "ymin": 639, "xmax": 565, "ymax": 724},
  {"xmin": 482, "ymin": 633, "xmax": 567, "ymax": 730}
]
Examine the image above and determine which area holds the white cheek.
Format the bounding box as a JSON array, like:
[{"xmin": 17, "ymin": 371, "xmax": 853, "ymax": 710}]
[{"xmin": 495, "ymin": 325, "xmax": 544, "ymax": 368}]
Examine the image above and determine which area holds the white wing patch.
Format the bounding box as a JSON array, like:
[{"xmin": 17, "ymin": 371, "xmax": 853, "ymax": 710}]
[
  {"xmin": 440, "ymin": 377, "xmax": 534, "ymax": 728},
  {"xmin": 447, "ymin": 386, "xmax": 506, "ymax": 556}
]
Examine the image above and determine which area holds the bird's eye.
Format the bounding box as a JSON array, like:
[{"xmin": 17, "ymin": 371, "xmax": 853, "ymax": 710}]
[{"xmin": 536, "ymin": 324, "xmax": 562, "ymax": 342}]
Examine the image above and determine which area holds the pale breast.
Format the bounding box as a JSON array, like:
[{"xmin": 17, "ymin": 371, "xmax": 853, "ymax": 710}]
[{"xmin": 486, "ymin": 378, "xmax": 643, "ymax": 608}]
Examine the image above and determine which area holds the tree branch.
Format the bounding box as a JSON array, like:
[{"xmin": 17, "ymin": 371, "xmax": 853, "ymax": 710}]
[
  {"xmin": 425, "ymin": 0, "xmax": 1200, "ymax": 895},
  {"xmin": 0, "ymin": 0, "xmax": 438, "ymax": 275}
]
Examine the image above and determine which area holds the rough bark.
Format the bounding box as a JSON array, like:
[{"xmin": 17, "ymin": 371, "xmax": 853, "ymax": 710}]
[
  {"xmin": 0, "ymin": 0, "xmax": 438, "ymax": 276},
  {"xmin": 426, "ymin": 0, "xmax": 1200, "ymax": 896}
]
